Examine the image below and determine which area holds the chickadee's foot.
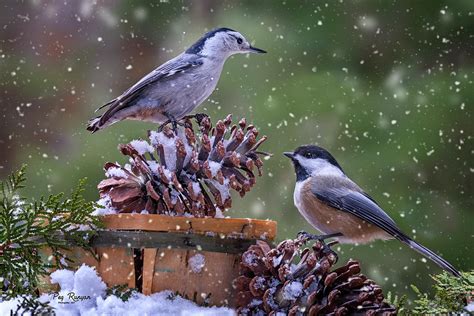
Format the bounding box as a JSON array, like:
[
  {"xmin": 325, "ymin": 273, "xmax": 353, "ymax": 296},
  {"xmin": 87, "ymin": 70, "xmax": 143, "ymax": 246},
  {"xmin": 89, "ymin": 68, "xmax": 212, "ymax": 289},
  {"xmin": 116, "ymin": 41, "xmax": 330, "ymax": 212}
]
[
  {"xmin": 297, "ymin": 231, "xmax": 343, "ymax": 242},
  {"xmin": 322, "ymin": 240, "xmax": 339, "ymax": 264}
]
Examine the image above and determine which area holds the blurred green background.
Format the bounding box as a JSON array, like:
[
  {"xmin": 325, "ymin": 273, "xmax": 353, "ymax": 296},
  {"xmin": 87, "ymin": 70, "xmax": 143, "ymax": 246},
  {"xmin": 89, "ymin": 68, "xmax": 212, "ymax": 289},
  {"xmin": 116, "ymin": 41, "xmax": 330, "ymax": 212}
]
[{"xmin": 1, "ymin": 0, "xmax": 472, "ymax": 301}]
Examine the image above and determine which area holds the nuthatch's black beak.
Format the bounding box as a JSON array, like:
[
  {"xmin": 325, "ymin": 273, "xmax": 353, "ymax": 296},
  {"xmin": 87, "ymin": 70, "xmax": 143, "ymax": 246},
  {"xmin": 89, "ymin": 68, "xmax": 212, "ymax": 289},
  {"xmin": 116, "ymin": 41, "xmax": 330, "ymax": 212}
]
[
  {"xmin": 248, "ymin": 46, "xmax": 267, "ymax": 54},
  {"xmin": 283, "ymin": 152, "xmax": 295, "ymax": 160}
]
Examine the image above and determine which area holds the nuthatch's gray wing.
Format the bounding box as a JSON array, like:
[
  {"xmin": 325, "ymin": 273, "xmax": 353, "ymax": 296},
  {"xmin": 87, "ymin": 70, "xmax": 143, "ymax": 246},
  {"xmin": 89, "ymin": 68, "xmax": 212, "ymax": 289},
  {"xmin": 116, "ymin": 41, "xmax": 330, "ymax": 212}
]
[
  {"xmin": 310, "ymin": 175, "xmax": 461, "ymax": 276},
  {"xmin": 87, "ymin": 54, "xmax": 204, "ymax": 132}
]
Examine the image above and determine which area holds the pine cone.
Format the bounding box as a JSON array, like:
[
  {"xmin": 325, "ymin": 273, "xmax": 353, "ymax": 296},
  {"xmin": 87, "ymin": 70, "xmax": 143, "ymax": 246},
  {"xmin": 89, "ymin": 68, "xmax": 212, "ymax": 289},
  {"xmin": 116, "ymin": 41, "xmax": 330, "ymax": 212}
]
[
  {"xmin": 234, "ymin": 237, "xmax": 397, "ymax": 315},
  {"xmin": 97, "ymin": 114, "xmax": 269, "ymax": 217}
]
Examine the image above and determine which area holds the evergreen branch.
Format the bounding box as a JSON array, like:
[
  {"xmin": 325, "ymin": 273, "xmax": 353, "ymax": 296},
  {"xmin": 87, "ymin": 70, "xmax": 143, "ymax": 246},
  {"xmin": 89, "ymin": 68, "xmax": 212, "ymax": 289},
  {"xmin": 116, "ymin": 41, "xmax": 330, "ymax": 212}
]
[{"xmin": 0, "ymin": 167, "xmax": 102, "ymax": 299}]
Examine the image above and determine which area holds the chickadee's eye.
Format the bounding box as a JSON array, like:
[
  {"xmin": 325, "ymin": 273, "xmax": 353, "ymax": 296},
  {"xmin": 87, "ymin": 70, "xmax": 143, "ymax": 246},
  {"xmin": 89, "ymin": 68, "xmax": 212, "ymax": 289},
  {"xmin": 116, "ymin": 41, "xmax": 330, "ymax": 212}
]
[
  {"xmin": 305, "ymin": 153, "xmax": 312, "ymax": 158},
  {"xmin": 237, "ymin": 38, "xmax": 243, "ymax": 44}
]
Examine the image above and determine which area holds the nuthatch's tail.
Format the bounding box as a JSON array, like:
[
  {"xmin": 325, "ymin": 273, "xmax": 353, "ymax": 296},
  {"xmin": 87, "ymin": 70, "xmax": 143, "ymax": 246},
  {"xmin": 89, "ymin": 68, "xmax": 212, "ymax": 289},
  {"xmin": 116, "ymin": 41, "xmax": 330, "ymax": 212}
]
[
  {"xmin": 86, "ymin": 117, "xmax": 102, "ymax": 133},
  {"xmin": 403, "ymin": 237, "xmax": 461, "ymax": 277}
]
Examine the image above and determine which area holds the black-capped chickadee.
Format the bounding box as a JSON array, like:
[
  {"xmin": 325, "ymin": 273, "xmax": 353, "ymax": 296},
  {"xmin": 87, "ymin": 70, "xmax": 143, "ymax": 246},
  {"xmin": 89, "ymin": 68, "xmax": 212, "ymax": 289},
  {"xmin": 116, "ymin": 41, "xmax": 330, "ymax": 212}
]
[
  {"xmin": 87, "ymin": 27, "xmax": 266, "ymax": 133},
  {"xmin": 284, "ymin": 145, "xmax": 461, "ymax": 277}
]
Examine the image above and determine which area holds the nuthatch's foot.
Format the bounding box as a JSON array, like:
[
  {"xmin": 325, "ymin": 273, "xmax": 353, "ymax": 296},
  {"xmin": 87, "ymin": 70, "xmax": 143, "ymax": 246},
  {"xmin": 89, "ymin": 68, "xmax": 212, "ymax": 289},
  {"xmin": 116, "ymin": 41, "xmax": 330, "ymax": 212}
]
[
  {"xmin": 158, "ymin": 117, "xmax": 184, "ymax": 133},
  {"xmin": 297, "ymin": 231, "xmax": 343, "ymax": 242},
  {"xmin": 184, "ymin": 113, "xmax": 209, "ymax": 125}
]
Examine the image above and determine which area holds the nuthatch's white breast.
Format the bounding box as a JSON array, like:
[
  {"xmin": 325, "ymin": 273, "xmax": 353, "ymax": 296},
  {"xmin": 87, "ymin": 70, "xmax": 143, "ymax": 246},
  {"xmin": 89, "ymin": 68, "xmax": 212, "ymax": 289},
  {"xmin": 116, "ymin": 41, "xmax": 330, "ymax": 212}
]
[
  {"xmin": 284, "ymin": 145, "xmax": 460, "ymax": 276},
  {"xmin": 87, "ymin": 27, "xmax": 266, "ymax": 133}
]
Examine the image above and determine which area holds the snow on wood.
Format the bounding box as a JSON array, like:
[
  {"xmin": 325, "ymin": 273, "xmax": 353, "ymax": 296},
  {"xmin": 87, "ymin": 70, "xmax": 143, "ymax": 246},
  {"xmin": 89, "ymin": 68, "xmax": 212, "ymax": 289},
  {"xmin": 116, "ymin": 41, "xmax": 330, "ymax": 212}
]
[{"xmin": 188, "ymin": 253, "xmax": 206, "ymax": 273}]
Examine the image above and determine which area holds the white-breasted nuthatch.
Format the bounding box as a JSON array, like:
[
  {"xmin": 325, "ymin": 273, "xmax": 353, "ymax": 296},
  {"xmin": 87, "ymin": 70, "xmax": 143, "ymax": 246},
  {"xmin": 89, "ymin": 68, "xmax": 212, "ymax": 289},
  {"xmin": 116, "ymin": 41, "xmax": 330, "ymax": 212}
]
[
  {"xmin": 87, "ymin": 27, "xmax": 266, "ymax": 133},
  {"xmin": 284, "ymin": 145, "xmax": 461, "ymax": 276}
]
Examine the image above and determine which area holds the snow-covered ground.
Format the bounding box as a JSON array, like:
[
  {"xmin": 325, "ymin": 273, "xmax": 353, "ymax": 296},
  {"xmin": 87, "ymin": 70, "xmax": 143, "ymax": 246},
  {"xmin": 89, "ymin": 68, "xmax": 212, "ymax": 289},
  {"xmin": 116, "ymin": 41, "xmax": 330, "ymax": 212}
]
[{"xmin": 0, "ymin": 265, "xmax": 234, "ymax": 316}]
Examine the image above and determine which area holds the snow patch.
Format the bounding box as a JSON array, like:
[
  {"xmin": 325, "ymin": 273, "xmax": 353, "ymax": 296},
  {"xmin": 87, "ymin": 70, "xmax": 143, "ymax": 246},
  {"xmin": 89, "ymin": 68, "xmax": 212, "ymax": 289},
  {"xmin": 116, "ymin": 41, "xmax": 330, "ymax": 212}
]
[
  {"xmin": 188, "ymin": 253, "xmax": 206, "ymax": 273},
  {"xmin": 208, "ymin": 161, "xmax": 221, "ymax": 177},
  {"xmin": 48, "ymin": 264, "xmax": 106, "ymax": 312},
  {"xmin": 92, "ymin": 195, "xmax": 118, "ymax": 215},
  {"xmin": 214, "ymin": 208, "xmax": 225, "ymax": 218},
  {"xmin": 282, "ymin": 281, "xmax": 303, "ymax": 301},
  {"xmin": 50, "ymin": 269, "xmax": 75, "ymax": 291},
  {"xmin": 243, "ymin": 251, "xmax": 258, "ymax": 266},
  {"xmin": 149, "ymin": 131, "xmax": 177, "ymax": 171},
  {"xmin": 129, "ymin": 139, "xmax": 154, "ymax": 155},
  {"xmin": 210, "ymin": 179, "xmax": 230, "ymax": 202},
  {"xmin": 192, "ymin": 182, "xmax": 202, "ymax": 194},
  {"xmin": 105, "ymin": 167, "xmax": 127, "ymax": 178},
  {"xmin": 0, "ymin": 265, "xmax": 233, "ymax": 315},
  {"xmin": 147, "ymin": 160, "xmax": 160, "ymax": 173},
  {"xmin": 465, "ymin": 302, "xmax": 474, "ymax": 312},
  {"xmin": 177, "ymin": 128, "xmax": 194, "ymax": 166}
]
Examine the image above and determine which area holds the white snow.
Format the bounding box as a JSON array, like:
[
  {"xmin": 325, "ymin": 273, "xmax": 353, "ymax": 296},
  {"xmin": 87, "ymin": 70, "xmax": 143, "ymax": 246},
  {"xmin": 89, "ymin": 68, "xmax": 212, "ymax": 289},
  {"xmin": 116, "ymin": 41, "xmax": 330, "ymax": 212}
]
[
  {"xmin": 47, "ymin": 264, "xmax": 106, "ymax": 313},
  {"xmin": 465, "ymin": 302, "xmax": 474, "ymax": 312},
  {"xmin": 149, "ymin": 131, "xmax": 178, "ymax": 171},
  {"xmin": 242, "ymin": 251, "xmax": 258, "ymax": 266},
  {"xmin": 208, "ymin": 161, "xmax": 221, "ymax": 177},
  {"xmin": 92, "ymin": 195, "xmax": 117, "ymax": 215},
  {"xmin": 209, "ymin": 179, "xmax": 230, "ymax": 203},
  {"xmin": 188, "ymin": 254, "xmax": 206, "ymax": 273},
  {"xmin": 0, "ymin": 297, "xmax": 31, "ymax": 315},
  {"xmin": 50, "ymin": 269, "xmax": 75, "ymax": 290},
  {"xmin": 282, "ymin": 281, "xmax": 303, "ymax": 301},
  {"xmin": 105, "ymin": 167, "xmax": 127, "ymax": 179},
  {"xmin": 0, "ymin": 265, "xmax": 234, "ymax": 316},
  {"xmin": 176, "ymin": 129, "xmax": 194, "ymax": 166},
  {"xmin": 272, "ymin": 254, "xmax": 283, "ymax": 267},
  {"xmin": 249, "ymin": 299, "xmax": 263, "ymax": 308},
  {"xmin": 252, "ymin": 276, "xmax": 266, "ymax": 290},
  {"xmin": 192, "ymin": 182, "xmax": 202, "ymax": 194},
  {"xmin": 129, "ymin": 139, "xmax": 154, "ymax": 155},
  {"xmin": 214, "ymin": 208, "xmax": 225, "ymax": 218},
  {"xmin": 162, "ymin": 167, "xmax": 173, "ymax": 181},
  {"xmin": 147, "ymin": 160, "xmax": 159, "ymax": 173}
]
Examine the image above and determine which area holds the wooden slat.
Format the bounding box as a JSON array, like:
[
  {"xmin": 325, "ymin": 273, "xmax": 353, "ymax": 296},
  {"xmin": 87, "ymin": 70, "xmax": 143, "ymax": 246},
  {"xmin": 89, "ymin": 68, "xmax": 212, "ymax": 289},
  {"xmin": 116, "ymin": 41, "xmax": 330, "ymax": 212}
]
[
  {"xmin": 101, "ymin": 214, "xmax": 277, "ymax": 241},
  {"xmin": 150, "ymin": 248, "xmax": 240, "ymax": 306},
  {"xmin": 142, "ymin": 249, "xmax": 157, "ymax": 295},
  {"xmin": 89, "ymin": 231, "xmax": 257, "ymax": 254},
  {"xmin": 97, "ymin": 247, "xmax": 135, "ymax": 288}
]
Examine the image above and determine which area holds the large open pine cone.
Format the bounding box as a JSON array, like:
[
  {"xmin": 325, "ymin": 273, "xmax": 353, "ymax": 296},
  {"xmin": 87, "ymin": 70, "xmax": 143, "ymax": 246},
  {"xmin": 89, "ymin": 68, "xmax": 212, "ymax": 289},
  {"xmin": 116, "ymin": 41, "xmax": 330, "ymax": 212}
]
[
  {"xmin": 234, "ymin": 236, "xmax": 396, "ymax": 315},
  {"xmin": 97, "ymin": 115, "xmax": 268, "ymax": 217}
]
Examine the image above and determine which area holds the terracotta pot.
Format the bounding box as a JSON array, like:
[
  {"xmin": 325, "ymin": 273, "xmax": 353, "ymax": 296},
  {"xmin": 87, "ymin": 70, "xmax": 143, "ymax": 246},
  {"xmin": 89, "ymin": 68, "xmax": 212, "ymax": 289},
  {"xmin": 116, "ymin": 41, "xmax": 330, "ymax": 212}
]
[{"xmin": 40, "ymin": 214, "xmax": 277, "ymax": 307}]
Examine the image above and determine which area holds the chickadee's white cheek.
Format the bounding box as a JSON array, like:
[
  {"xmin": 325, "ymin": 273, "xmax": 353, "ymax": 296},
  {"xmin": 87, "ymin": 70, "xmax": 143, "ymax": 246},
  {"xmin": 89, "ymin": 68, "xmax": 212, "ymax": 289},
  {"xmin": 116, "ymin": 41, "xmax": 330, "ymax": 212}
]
[{"xmin": 295, "ymin": 157, "xmax": 343, "ymax": 176}]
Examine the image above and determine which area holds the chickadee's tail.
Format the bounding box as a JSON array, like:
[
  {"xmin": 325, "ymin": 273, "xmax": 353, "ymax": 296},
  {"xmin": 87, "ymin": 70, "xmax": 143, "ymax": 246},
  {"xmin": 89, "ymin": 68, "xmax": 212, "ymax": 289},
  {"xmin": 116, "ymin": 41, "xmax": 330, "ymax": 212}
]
[
  {"xmin": 403, "ymin": 238, "xmax": 461, "ymax": 277},
  {"xmin": 86, "ymin": 117, "xmax": 102, "ymax": 133}
]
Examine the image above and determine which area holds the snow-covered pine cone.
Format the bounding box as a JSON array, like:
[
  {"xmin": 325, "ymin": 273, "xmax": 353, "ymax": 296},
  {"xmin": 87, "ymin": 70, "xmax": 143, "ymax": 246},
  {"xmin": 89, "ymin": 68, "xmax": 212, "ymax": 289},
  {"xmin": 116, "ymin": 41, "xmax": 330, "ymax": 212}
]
[
  {"xmin": 234, "ymin": 237, "xmax": 396, "ymax": 316},
  {"xmin": 97, "ymin": 114, "xmax": 269, "ymax": 217}
]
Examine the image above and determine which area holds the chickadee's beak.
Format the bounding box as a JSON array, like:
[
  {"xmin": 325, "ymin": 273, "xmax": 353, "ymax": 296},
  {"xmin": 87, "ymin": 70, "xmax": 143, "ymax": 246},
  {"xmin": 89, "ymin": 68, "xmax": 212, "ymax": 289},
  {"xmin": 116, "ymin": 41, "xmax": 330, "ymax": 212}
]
[
  {"xmin": 283, "ymin": 152, "xmax": 295, "ymax": 160},
  {"xmin": 248, "ymin": 45, "xmax": 267, "ymax": 54}
]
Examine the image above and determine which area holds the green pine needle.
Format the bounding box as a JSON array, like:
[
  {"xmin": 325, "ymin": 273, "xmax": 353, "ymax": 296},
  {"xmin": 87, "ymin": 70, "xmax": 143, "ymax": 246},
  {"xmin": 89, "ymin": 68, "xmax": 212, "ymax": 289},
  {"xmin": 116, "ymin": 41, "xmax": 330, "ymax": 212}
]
[
  {"xmin": 0, "ymin": 165, "xmax": 102, "ymax": 299},
  {"xmin": 410, "ymin": 271, "xmax": 474, "ymax": 314}
]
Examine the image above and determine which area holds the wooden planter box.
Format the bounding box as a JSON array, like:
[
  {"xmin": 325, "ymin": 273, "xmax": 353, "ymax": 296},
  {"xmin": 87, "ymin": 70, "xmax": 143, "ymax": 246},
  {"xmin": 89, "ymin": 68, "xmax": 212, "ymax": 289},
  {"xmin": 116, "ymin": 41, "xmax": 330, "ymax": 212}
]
[{"xmin": 40, "ymin": 214, "xmax": 277, "ymax": 307}]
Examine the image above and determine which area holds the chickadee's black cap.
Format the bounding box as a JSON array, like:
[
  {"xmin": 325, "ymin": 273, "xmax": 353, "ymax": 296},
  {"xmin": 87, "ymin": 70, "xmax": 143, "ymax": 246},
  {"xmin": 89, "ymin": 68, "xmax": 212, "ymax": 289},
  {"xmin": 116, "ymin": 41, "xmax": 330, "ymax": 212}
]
[{"xmin": 290, "ymin": 145, "xmax": 344, "ymax": 171}]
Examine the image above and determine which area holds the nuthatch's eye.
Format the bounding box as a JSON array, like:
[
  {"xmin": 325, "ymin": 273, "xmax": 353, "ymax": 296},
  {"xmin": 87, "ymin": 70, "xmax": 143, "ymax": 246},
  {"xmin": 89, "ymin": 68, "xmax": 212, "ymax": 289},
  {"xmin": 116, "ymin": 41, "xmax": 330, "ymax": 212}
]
[{"xmin": 237, "ymin": 38, "xmax": 243, "ymax": 44}]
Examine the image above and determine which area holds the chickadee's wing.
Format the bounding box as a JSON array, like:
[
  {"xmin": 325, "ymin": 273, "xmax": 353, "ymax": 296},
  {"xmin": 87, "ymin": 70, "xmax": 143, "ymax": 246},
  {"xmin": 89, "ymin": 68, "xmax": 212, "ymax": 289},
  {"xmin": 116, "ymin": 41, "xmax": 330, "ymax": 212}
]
[
  {"xmin": 311, "ymin": 176, "xmax": 461, "ymax": 276},
  {"xmin": 96, "ymin": 54, "xmax": 204, "ymax": 122},
  {"xmin": 311, "ymin": 178, "xmax": 400, "ymax": 237}
]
